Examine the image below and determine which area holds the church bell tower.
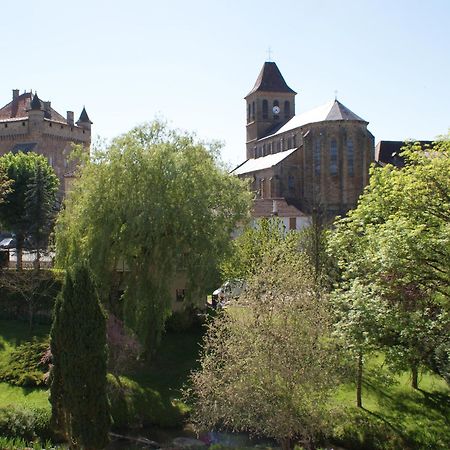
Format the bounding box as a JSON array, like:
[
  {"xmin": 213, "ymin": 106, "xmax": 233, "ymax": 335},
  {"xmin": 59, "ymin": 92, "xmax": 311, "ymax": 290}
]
[{"xmin": 245, "ymin": 62, "xmax": 296, "ymax": 159}]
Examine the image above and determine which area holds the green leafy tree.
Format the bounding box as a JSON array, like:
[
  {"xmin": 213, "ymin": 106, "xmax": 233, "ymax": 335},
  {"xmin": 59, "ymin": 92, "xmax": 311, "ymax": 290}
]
[
  {"xmin": 0, "ymin": 166, "xmax": 12, "ymax": 205},
  {"xmin": 55, "ymin": 120, "xmax": 251, "ymax": 354},
  {"xmin": 187, "ymin": 250, "xmax": 342, "ymax": 450},
  {"xmin": 328, "ymin": 136, "xmax": 450, "ymax": 388},
  {"xmin": 0, "ymin": 152, "xmax": 59, "ymax": 269},
  {"xmin": 25, "ymin": 158, "xmax": 59, "ymax": 268},
  {"xmin": 220, "ymin": 217, "xmax": 299, "ymax": 281},
  {"xmin": 50, "ymin": 264, "xmax": 110, "ymax": 449}
]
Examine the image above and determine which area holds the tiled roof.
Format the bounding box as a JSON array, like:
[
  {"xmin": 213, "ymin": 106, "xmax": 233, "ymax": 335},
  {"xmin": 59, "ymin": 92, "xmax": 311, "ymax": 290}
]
[
  {"xmin": 252, "ymin": 198, "xmax": 307, "ymax": 218},
  {"xmin": 0, "ymin": 91, "xmax": 67, "ymax": 123},
  {"xmin": 266, "ymin": 100, "xmax": 367, "ymax": 138},
  {"xmin": 246, "ymin": 61, "xmax": 296, "ymax": 97},
  {"xmin": 375, "ymin": 140, "xmax": 433, "ymax": 167},
  {"xmin": 231, "ymin": 148, "xmax": 298, "ymax": 175}
]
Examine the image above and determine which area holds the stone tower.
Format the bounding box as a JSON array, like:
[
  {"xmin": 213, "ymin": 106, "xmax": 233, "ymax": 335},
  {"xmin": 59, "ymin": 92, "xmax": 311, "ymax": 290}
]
[
  {"xmin": 0, "ymin": 90, "xmax": 92, "ymax": 197},
  {"xmin": 245, "ymin": 61, "xmax": 296, "ymax": 159}
]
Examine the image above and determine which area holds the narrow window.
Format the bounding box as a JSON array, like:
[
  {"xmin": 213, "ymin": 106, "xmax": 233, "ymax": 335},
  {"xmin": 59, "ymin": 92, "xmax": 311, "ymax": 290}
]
[
  {"xmin": 314, "ymin": 139, "xmax": 321, "ymax": 176},
  {"xmin": 347, "ymin": 138, "xmax": 354, "ymax": 176},
  {"xmin": 289, "ymin": 217, "xmax": 296, "ymax": 230},
  {"xmin": 247, "ymin": 104, "xmax": 251, "ymax": 122},
  {"xmin": 284, "ymin": 101, "xmax": 290, "ymax": 118},
  {"xmin": 330, "ymin": 139, "xmax": 338, "ymax": 176},
  {"xmin": 262, "ymin": 100, "xmax": 268, "ymax": 119},
  {"xmin": 262, "ymin": 144, "xmax": 266, "ymax": 156},
  {"xmin": 252, "ymin": 102, "xmax": 255, "ymax": 120},
  {"xmin": 287, "ymin": 137, "xmax": 292, "ymax": 148},
  {"xmin": 288, "ymin": 175, "xmax": 295, "ymax": 193},
  {"xmin": 293, "ymin": 134, "xmax": 297, "ymax": 147}
]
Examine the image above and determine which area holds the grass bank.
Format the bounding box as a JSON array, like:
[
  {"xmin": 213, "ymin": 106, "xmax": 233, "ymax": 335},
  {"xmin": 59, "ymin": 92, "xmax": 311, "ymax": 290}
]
[{"xmin": 0, "ymin": 318, "xmax": 449, "ymax": 449}]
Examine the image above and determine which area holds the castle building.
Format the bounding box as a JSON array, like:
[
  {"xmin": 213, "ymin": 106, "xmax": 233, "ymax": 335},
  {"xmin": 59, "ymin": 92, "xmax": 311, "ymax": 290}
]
[
  {"xmin": 232, "ymin": 62, "xmax": 375, "ymax": 225},
  {"xmin": 0, "ymin": 90, "xmax": 92, "ymax": 196}
]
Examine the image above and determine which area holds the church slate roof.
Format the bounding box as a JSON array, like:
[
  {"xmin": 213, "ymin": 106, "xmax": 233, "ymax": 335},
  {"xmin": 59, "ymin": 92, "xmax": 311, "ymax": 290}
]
[
  {"xmin": 266, "ymin": 99, "xmax": 367, "ymax": 137},
  {"xmin": 246, "ymin": 61, "xmax": 297, "ymax": 97},
  {"xmin": 231, "ymin": 148, "xmax": 298, "ymax": 175}
]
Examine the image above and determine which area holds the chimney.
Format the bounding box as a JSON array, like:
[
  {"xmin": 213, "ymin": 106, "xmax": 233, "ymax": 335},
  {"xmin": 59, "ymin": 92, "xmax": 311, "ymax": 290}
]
[
  {"xmin": 67, "ymin": 111, "xmax": 74, "ymax": 126},
  {"xmin": 12, "ymin": 89, "xmax": 19, "ymax": 101},
  {"xmin": 272, "ymin": 200, "xmax": 278, "ymax": 216}
]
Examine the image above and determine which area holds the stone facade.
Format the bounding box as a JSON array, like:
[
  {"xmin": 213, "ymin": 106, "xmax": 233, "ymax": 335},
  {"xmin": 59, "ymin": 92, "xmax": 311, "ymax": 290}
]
[
  {"xmin": 0, "ymin": 90, "xmax": 92, "ymax": 197},
  {"xmin": 234, "ymin": 62, "xmax": 375, "ymax": 218}
]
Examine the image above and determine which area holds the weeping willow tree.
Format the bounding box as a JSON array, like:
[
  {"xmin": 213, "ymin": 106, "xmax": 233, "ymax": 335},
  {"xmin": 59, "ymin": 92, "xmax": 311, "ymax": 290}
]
[{"xmin": 55, "ymin": 120, "xmax": 251, "ymax": 354}]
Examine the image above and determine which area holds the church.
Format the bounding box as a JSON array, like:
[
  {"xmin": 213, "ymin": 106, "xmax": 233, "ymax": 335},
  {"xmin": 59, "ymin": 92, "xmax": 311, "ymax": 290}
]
[{"xmin": 232, "ymin": 61, "xmax": 375, "ymax": 228}]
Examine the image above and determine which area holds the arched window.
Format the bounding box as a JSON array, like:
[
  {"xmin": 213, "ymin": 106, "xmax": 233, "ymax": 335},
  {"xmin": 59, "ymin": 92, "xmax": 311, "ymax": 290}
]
[
  {"xmin": 252, "ymin": 101, "xmax": 255, "ymax": 121},
  {"xmin": 314, "ymin": 139, "xmax": 321, "ymax": 176},
  {"xmin": 330, "ymin": 139, "xmax": 338, "ymax": 176},
  {"xmin": 347, "ymin": 138, "xmax": 354, "ymax": 176},
  {"xmin": 262, "ymin": 100, "xmax": 268, "ymax": 120},
  {"xmin": 284, "ymin": 101, "xmax": 290, "ymax": 118}
]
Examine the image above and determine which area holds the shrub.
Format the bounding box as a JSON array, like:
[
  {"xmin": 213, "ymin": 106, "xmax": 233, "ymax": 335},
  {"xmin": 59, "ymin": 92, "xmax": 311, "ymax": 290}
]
[
  {"xmin": 0, "ymin": 337, "xmax": 50, "ymax": 386},
  {"xmin": 0, "ymin": 406, "xmax": 52, "ymax": 441}
]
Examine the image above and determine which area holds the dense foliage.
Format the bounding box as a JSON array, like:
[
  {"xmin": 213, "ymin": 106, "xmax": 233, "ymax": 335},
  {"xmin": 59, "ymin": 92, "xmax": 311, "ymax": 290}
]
[
  {"xmin": 0, "ymin": 152, "xmax": 59, "ymax": 269},
  {"xmin": 50, "ymin": 265, "xmax": 110, "ymax": 449},
  {"xmin": 328, "ymin": 137, "xmax": 450, "ymax": 391},
  {"xmin": 0, "ymin": 337, "xmax": 49, "ymax": 387},
  {"xmin": 220, "ymin": 218, "xmax": 299, "ymax": 282},
  {"xmin": 188, "ymin": 246, "xmax": 342, "ymax": 450},
  {"xmin": 55, "ymin": 121, "xmax": 251, "ymax": 353}
]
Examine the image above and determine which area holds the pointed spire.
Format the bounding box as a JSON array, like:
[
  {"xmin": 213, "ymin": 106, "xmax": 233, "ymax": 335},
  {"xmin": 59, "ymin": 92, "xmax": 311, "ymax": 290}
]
[
  {"xmin": 77, "ymin": 107, "xmax": 92, "ymax": 124},
  {"xmin": 246, "ymin": 61, "xmax": 296, "ymax": 98},
  {"xmin": 30, "ymin": 93, "xmax": 42, "ymax": 110}
]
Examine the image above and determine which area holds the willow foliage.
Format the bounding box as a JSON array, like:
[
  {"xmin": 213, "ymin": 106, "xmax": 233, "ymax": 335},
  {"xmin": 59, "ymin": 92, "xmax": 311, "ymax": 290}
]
[{"xmin": 55, "ymin": 121, "xmax": 251, "ymax": 352}]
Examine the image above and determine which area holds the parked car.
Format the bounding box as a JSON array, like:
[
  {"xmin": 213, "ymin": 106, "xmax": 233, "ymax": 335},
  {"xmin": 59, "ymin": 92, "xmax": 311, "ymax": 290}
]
[
  {"xmin": 211, "ymin": 280, "xmax": 246, "ymax": 308},
  {"xmin": 0, "ymin": 237, "xmax": 16, "ymax": 249}
]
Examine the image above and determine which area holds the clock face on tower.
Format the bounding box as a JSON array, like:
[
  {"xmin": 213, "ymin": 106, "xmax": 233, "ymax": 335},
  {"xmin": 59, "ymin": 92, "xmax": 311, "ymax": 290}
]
[{"xmin": 272, "ymin": 106, "xmax": 280, "ymax": 114}]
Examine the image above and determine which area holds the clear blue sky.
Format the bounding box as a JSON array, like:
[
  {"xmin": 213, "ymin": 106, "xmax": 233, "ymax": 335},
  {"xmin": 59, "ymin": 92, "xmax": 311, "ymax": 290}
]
[{"xmin": 1, "ymin": 0, "xmax": 449, "ymax": 166}]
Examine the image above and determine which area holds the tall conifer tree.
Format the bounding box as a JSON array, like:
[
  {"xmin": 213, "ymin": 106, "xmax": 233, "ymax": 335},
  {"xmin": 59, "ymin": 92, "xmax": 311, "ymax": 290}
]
[{"xmin": 50, "ymin": 265, "xmax": 110, "ymax": 449}]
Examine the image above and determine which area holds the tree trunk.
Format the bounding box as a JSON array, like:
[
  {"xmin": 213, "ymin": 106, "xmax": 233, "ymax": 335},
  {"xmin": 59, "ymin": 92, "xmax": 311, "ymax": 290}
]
[
  {"xmin": 16, "ymin": 234, "xmax": 24, "ymax": 271},
  {"xmin": 411, "ymin": 363, "xmax": 419, "ymax": 390},
  {"xmin": 280, "ymin": 437, "xmax": 291, "ymax": 450},
  {"xmin": 356, "ymin": 351, "xmax": 363, "ymax": 408}
]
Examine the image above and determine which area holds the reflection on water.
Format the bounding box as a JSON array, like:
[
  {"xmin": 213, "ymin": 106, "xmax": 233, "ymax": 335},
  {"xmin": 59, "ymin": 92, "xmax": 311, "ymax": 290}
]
[{"xmin": 107, "ymin": 426, "xmax": 276, "ymax": 449}]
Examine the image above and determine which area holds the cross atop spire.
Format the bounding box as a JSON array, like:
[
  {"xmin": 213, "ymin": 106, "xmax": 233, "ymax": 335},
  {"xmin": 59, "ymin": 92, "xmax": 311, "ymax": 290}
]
[{"xmin": 266, "ymin": 46, "xmax": 273, "ymax": 61}]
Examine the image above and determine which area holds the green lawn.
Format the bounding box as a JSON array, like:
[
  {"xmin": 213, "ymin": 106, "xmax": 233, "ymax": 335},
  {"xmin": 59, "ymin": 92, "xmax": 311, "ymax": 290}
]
[
  {"xmin": 0, "ymin": 319, "xmax": 50, "ymax": 410},
  {"xmin": 331, "ymin": 360, "xmax": 450, "ymax": 449}
]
